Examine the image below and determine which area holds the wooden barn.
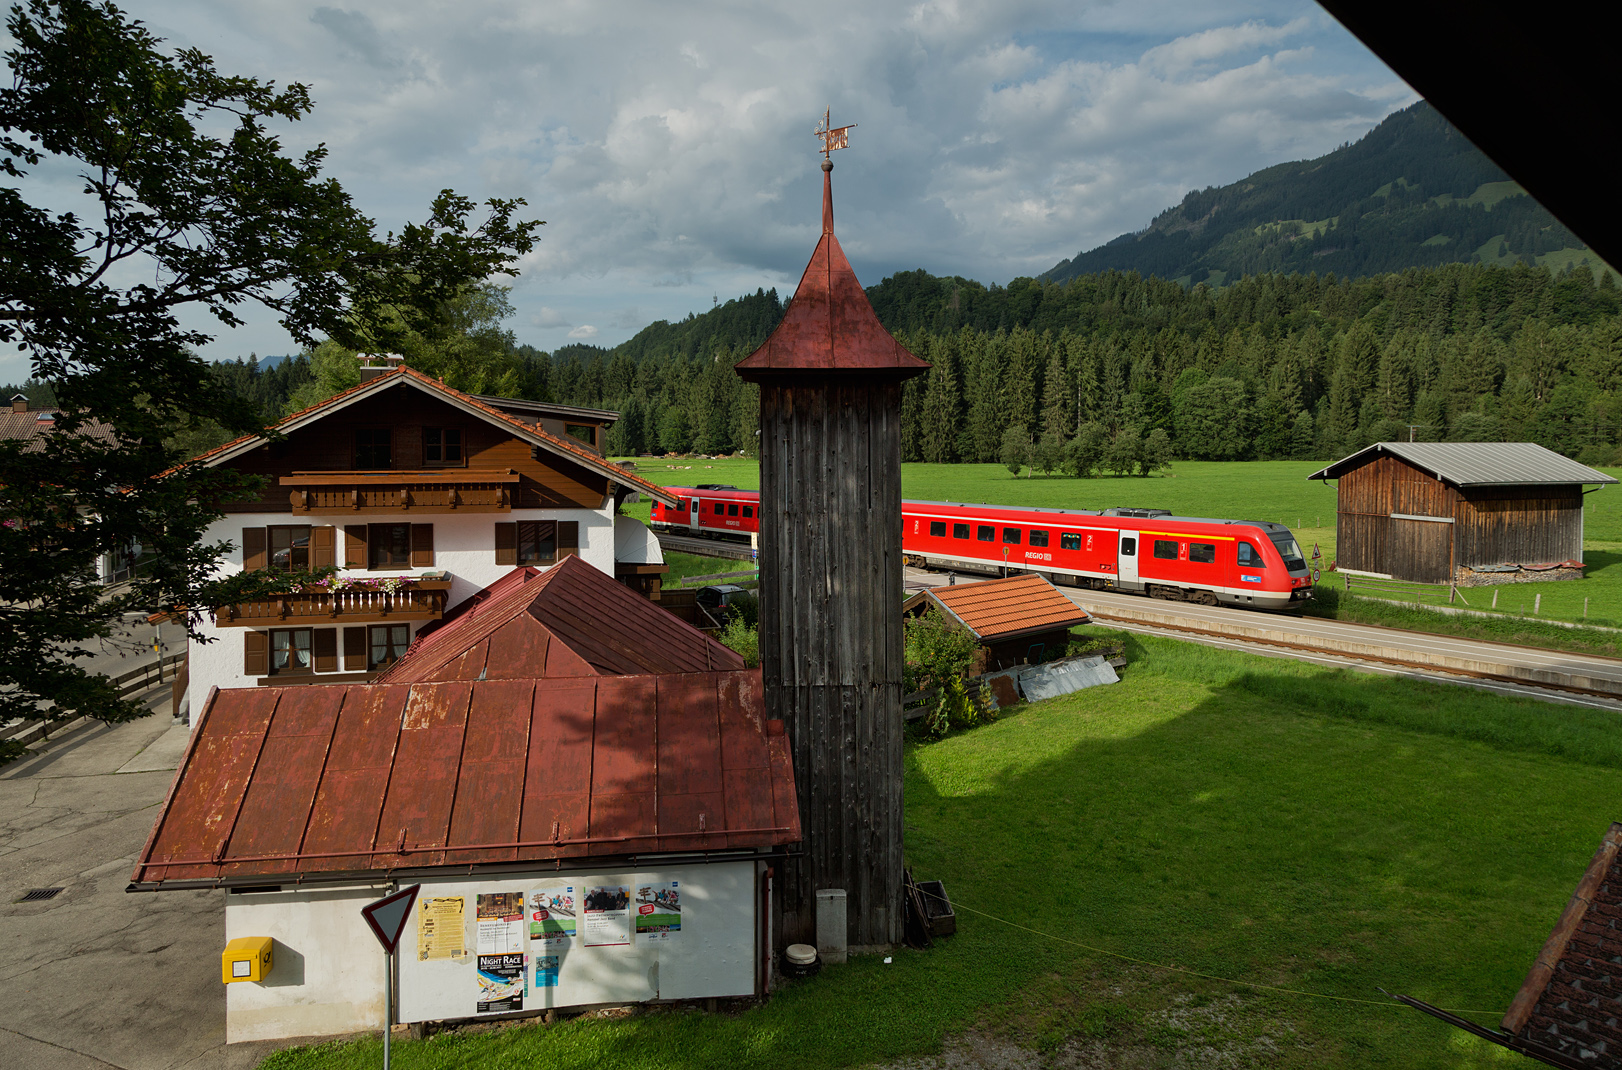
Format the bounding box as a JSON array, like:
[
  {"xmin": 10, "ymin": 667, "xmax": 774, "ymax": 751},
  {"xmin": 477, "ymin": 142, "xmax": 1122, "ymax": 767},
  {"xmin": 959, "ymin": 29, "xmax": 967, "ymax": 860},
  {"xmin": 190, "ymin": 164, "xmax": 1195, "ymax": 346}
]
[{"xmin": 1308, "ymin": 442, "xmax": 1617, "ymax": 583}]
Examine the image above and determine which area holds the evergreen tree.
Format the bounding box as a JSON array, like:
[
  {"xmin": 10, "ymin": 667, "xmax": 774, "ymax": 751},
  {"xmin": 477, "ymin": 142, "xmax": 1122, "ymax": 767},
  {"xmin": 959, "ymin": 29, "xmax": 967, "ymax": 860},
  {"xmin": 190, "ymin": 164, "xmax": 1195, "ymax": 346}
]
[
  {"xmin": 1040, "ymin": 346, "xmax": 1073, "ymax": 439},
  {"xmin": 919, "ymin": 355, "xmax": 961, "ymax": 463}
]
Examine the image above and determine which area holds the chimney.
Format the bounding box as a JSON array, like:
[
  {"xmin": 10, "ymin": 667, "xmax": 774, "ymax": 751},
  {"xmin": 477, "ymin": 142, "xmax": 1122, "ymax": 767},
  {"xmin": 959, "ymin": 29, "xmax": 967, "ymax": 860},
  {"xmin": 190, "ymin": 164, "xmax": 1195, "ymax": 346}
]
[{"xmin": 10, "ymin": 394, "xmax": 26, "ymax": 414}]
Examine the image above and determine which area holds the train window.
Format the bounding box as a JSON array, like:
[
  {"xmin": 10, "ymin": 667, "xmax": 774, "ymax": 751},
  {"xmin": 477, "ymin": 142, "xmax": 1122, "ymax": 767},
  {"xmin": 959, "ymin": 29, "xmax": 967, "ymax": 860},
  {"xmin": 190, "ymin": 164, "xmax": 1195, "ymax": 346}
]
[
  {"xmin": 930, "ymin": 521, "xmax": 946, "ymax": 537},
  {"xmin": 714, "ymin": 503, "xmax": 725, "ymax": 515},
  {"xmin": 1059, "ymin": 533, "xmax": 1081, "ymax": 551},
  {"xmin": 1153, "ymin": 539, "xmax": 1179, "ymax": 560},
  {"xmin": 977, "ymin": 525, "xmax": 995, "ymax": 542},
  {"xmin": 743, "ymin": 506, "xmax": 753, "ymax": 518},
  {"xmin": 1029, "ymin": 529, "xmax": 1049, "ymax": 547},
  {"xmin": 728, "ymin": 503, "xmax": 739, "ymax": 516},
  {"xmin": 1237, "ymin": 541, "xmax": 1264, "ymax": 568},
  {"xmin": 953, "ymin": 524, "xmax": 970, "ymax": 539},
  {"xmin": 1121, "ymin": 537, "xmax": 1136, "ymax": 555},
  {"xmin": 675, "ymin": 500, "xmax": 686, "ymax": 512},
  {"xmin": 1189, "ymin": 542, "xmax": 1216, "ymax": 564},
  {"xmin": 1002, "ymin": 528, "xmax": 1021, "ymax": 544}
]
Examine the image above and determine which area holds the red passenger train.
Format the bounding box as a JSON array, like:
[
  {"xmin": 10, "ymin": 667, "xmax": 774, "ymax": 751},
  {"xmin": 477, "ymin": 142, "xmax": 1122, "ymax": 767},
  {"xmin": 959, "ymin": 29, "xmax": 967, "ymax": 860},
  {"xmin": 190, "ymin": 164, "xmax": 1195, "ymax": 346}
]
[{"xmin": 651, "ymin": 486, "xmax": 1313, "ymax": 610}]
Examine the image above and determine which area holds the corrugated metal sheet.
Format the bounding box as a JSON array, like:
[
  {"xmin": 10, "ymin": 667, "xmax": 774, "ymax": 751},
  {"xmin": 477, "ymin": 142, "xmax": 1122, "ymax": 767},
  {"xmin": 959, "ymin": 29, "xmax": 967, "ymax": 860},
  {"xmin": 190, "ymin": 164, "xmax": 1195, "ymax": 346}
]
[
  {"xmin": 130, "ymin": 671, "xmax": 798, "ymax": 885},
  {"xmin": 1017, "ymin": 655, "xmax": 1120, "ymax": 702},
  {"xmin": 376, "ymin": 555, "xmax": 743, "ymax": 684},
  {"xmin": 1310, "ymin": 442, "xmax": 1619, "ymax": 487},
  {"xmin": 927, "ymin": 574, "xmax": 1091, "ymax": 642}
]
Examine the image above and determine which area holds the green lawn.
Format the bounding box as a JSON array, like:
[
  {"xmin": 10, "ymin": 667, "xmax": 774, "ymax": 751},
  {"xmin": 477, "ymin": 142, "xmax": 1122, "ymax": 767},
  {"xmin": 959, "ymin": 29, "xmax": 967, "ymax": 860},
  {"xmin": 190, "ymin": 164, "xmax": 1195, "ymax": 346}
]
[{"xmin": 260, "ymin": 632, "xmax": 1619, "ymax": 1069}]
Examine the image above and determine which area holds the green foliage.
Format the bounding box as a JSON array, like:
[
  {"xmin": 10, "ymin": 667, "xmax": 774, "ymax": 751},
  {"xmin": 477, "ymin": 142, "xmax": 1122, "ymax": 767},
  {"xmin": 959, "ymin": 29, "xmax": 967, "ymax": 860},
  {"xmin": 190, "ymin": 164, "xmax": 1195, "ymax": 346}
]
[
  {"xmin": 998, "ymin": 424, "xmax": 1029, "ymax": 476},
  {"xmin": 0, "ymin": 0, "xmax": 537, "ymax": 728},
  {"xmin": 904, "ymin": 606, "xmax": 991, "ymax": 737},
  {"xmin": 716, "ymin": 614, "xmax": 758, "ymax": 668}
]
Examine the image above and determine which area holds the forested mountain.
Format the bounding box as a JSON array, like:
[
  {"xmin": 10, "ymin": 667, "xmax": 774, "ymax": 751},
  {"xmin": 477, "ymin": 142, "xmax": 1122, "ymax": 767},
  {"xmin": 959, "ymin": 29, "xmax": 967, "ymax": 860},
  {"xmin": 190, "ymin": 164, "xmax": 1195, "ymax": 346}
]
[{"xmin": 1040, "ymin": 102, "xmax": 1607, "ymax": 287}]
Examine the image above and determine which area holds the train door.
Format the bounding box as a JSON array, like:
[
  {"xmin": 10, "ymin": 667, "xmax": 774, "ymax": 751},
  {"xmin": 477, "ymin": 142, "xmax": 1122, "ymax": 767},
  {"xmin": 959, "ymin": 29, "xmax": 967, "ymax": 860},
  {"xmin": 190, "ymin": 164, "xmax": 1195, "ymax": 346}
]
[
  {"xmin": 1117, "ymin": 530, "xmax": 1141, "ymax": 589},
  {"xmin": 688, "ymin": 497, "xmax": 700, "ymax": 532}
]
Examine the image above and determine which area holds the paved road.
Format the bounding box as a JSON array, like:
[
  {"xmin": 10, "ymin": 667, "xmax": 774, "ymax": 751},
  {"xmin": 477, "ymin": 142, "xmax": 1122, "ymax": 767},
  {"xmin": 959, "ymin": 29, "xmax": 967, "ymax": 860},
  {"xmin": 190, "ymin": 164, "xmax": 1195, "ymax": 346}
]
[
  {"xmin": 0, "ymin": 701, "xmax": 282, "ymax": 1070},
  {"xmin": 905, "ymin": 567, "xmax": 1622, "ymax": 710}
]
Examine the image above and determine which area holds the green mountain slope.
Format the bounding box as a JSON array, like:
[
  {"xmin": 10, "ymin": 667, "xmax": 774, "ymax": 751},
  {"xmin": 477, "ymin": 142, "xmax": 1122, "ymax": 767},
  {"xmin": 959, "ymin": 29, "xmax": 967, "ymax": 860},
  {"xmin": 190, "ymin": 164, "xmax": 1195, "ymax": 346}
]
[{"xmin": 1040, "ymin": 101, "xmax": 1607, "ymax": 286}]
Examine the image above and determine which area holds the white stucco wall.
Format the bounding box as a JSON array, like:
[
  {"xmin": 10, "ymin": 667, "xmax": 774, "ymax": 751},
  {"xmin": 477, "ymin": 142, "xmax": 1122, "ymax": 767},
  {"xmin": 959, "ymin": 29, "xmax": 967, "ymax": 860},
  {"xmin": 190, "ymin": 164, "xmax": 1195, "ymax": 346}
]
[
  {"xmin": 187, "ymin": 503, "xmax": 614, "ymax": 725},
  {"xmin": 224, "ymin": 883, "xmax": 392, "ymax": 1044}
]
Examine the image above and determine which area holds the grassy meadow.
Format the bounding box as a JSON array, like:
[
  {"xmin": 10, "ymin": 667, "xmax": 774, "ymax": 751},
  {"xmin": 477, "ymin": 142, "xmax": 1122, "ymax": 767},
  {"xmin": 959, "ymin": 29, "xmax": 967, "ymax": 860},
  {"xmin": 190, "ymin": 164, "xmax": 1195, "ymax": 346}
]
[{"xmin": 260, "ymin": 632, "xmax": 1622, "ymax": 1069}]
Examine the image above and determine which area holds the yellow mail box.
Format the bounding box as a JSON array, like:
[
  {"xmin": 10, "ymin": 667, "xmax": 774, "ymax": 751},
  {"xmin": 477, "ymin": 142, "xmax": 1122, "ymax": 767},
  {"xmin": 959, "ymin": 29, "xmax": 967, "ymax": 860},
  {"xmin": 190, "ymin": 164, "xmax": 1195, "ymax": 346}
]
[{"xmin": 221, "ymin": 936, "xmax": 273, "ymax": 983}]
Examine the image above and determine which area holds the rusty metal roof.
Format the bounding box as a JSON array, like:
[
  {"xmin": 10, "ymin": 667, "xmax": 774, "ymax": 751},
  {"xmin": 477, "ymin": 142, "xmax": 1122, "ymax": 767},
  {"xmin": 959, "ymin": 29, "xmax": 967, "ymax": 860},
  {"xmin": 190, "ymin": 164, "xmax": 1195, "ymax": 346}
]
[
  {"xmin": 925, "ymin": 574, "xmax": 1091, "ymax": 642},
  {"xmin": 1308, "ymin": 442, "xmax": 1618, "ymax": 487},
  {"xmin": 130, "ymin": 671, "xmax": 798, "ymax": 885},
  {"xmin": 735, "ymin": 167, "xmax": 929, "ymax": 380},
  {"xmin": 375, "ymin": 555, "xmax": 743, "ymax": 684}
]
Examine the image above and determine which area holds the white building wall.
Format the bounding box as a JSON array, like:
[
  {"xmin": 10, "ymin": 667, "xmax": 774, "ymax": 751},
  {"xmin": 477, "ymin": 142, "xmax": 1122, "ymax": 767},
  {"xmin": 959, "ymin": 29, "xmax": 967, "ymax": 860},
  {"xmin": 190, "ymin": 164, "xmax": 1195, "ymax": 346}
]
[{"xmin": 187, "ymin": 503, "xmax": 614, "ymax": 726}]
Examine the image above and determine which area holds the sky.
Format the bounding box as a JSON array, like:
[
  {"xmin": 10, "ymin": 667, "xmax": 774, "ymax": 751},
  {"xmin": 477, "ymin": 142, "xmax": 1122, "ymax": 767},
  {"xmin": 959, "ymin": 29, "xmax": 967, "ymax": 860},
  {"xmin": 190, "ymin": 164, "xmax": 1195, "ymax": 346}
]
[{"xmin": 1, "ymin": 0, "xmax": 1415, "ymax": 380}]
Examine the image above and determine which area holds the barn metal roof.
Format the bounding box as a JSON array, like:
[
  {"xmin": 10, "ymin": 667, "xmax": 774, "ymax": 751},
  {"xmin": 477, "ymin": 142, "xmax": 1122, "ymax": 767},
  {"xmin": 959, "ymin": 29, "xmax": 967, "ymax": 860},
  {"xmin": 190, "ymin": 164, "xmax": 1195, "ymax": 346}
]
[
  {"xmin": 734, "ymin": 166, "xmax": 928, "ymax": 380},
  {"xmin": 924, "ymin": 574, "xmax": 1091, "ymax": 643},
  {"xmin": 375, "ymin": 554, "xmax": 743, "ymax": 684},
  {"xmin": 129, "ymin": 672, "xmax": 798, "ymax": 886},
  {"xmin": 1308, "ymin": 442, "xmax": 1618, "ymax": 487}
]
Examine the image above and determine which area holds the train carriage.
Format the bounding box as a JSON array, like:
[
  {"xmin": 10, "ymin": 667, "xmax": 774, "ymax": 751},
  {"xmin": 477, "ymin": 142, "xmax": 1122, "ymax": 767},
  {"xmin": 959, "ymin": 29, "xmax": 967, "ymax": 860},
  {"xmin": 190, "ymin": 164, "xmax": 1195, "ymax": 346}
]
[{"xmin": 651, "ymin": 487, "xmax": 1313, "ymax": 611}]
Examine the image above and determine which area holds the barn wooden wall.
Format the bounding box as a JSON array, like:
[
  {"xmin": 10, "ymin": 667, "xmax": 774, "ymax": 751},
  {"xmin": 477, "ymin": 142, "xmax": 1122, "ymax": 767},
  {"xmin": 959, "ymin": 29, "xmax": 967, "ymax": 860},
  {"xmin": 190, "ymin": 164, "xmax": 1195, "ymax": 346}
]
[
  {"xmin": 1334, "ymin": 453, "xmax": 1585, "ymax": 581},
  {"xmin": 758, "ymin": 377, "xmax": 905, "ymax": 951}
]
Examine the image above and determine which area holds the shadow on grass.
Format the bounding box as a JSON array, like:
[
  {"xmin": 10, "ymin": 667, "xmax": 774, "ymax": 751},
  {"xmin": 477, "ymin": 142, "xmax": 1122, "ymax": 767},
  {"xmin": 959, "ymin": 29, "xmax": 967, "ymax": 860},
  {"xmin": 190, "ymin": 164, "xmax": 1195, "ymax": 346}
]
[{"xmin": 259, "ymin": 651, "xmax": 1615, "ymax": 1070}]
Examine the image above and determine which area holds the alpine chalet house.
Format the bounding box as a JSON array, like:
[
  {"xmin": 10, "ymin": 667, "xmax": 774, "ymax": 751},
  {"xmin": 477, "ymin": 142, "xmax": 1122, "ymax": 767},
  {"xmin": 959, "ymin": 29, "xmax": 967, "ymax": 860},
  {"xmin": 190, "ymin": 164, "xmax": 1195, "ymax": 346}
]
[{"xmin": 178, "ymin": 365, "xmax": 677, "ymax": 723}]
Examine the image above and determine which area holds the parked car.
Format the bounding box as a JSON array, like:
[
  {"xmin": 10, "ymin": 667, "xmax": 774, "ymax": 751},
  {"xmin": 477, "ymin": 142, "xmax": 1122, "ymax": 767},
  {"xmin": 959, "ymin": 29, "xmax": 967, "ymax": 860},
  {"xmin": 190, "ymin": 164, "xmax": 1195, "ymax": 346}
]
[{"xmin": 695, "ymin": 584, "xmax": 749, "ymax": 611}]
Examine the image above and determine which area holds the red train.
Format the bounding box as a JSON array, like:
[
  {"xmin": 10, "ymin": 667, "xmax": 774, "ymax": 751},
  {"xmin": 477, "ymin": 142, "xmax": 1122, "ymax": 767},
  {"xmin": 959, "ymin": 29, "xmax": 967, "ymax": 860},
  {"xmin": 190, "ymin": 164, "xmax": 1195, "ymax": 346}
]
[{"xmin": 651, "ymin": 486, "xmax": 1314, "ymax": 610}]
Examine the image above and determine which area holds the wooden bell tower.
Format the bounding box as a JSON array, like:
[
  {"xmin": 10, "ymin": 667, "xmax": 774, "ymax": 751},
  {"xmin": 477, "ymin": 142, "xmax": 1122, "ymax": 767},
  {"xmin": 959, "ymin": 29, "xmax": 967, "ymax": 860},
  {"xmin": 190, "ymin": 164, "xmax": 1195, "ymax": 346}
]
[{"xmin": 735, "ymin": 115, "xmax": 929, "ymax": 949}]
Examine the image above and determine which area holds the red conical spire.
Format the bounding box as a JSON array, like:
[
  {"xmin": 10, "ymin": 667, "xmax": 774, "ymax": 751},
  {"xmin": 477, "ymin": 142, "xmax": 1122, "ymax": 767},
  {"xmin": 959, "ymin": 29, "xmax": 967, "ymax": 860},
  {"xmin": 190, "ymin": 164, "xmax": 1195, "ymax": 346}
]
[{"xmin": 735, "ymin": 161, "xmax": 929, "ymax": 381}]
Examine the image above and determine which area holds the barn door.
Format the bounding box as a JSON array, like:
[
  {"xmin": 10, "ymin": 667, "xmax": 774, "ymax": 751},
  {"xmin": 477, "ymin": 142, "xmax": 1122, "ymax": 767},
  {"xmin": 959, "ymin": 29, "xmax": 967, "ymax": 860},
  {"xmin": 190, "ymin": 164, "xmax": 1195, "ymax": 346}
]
[{"xmin": 1388, "ymin": 516, "xmax": 1452, "ymax": 583}]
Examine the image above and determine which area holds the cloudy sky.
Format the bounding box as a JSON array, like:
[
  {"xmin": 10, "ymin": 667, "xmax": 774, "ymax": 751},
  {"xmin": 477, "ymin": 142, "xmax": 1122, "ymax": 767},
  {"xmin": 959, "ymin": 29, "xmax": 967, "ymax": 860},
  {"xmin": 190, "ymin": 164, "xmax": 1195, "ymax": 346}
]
[{"xmin": 3, "ymin": 0, "xmax": 1414, "ymax": 379}]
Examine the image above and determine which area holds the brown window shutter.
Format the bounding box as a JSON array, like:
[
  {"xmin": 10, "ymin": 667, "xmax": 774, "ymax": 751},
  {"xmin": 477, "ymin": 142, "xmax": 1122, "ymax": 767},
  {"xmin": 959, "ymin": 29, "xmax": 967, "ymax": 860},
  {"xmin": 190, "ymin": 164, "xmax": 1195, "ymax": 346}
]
[
  {"xmin": 558, "ymin": 521, "xmax": 580, "ymax": 559},
  {"xmin": 344, "ymin": 525, "xmax": 367, "ymax": 568},
  {"xmin": 244, "ymin": 631, "xmax": 269, "ymax": 676},
  {"xmin": 312, "ymin": 629, "xmax": 337, "ymax": 673},
  {"xmin": 410, "ymin": 524, "xmax": 435, "ymax": 567},
  {"xmin": 242, "ymin": 528, "xmax": 267, "ymax": 571},
  {"xmin": 343, "ymin": 627, "xmax": 367, "ymax": 671},
  {"xmin": 310, "ymin": 526, "xmax": 336, "ymax": 568},
  {"xmin": 495, "ymin": 522, "xmax": 517, "ymax": 565}
]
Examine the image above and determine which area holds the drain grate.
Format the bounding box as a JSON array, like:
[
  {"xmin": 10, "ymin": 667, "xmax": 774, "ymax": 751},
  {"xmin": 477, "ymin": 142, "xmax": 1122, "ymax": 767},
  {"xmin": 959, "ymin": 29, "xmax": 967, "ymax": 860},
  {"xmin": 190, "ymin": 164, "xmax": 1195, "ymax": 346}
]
[{"xmin": 18, "ymin": 887, "xmax": 63, "ymax": 902}]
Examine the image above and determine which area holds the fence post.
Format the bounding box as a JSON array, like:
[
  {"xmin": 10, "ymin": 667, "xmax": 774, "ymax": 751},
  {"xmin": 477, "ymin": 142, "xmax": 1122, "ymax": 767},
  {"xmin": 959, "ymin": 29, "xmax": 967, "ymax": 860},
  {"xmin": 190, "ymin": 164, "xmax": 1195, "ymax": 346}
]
[
  {"xmin": 1585, "ymin": 597, "xmax": 1590, "ymax": 619},
  {"xmin": 1492, "ymin": 589, "xmax": 1499, "ymax": 610},
  {"xmin": 1535, "ymin": 593, "xmax": 1542, "ymax": 615},
  {"xmin": 1449, "ymin": 586, "xmax": 1455, "ymax": 604}
]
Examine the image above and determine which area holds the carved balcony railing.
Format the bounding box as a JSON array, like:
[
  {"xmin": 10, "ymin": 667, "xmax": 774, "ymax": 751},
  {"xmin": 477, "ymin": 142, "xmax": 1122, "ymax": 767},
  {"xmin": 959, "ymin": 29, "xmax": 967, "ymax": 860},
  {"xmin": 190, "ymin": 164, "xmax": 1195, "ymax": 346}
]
[
  {"xmin": 281, "ymin": 470, "xmax": 521, "ymax": 515},
  {"xmin": 213, "ymin": 579, "xmax": 452, "ymax": 627}
]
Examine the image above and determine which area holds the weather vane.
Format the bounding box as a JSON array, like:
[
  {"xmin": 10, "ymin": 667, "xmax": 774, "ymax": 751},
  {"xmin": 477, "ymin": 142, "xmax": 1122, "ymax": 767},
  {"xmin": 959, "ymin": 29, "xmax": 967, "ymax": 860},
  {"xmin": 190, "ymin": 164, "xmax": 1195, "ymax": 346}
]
[{"xmin": 815, "ymin": 108, "xmax": 855, "ymax": 158}]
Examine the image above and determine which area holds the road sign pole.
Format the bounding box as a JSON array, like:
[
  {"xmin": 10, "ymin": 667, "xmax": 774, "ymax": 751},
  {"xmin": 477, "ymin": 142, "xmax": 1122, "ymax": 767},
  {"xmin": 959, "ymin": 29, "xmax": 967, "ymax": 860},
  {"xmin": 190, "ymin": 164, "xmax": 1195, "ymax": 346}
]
[
  {"xmin": 383, "ymin": 948, "xmax": 392, "ymax": 1070},
  {"xmin": 359, "ymin": 883, "xmax": 420, "ymax": 1070}
]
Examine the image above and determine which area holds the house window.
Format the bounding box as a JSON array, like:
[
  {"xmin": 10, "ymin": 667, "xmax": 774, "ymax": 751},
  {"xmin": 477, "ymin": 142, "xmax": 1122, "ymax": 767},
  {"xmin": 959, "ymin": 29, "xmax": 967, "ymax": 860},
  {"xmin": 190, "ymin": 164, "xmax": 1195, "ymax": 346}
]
[
  {"xmin": 1237, "ymin": 541, "xmax": 1265, "ymax": 568},
  {"xmin": 1189, "ymin": 542, "xmax": 1216, "ymax": 564},
  {"xmin": 1059, "ymin": 532, "xmax": 1081, "ymax": 551},
  {"xmin": 355, "ymin": 428, "xmax": 391, "ymax": 469},
  {"xmin": 1029, "ymin": 529, "xmax": 1049, "ymax": 547},
  {"xmin": 424, "ymin": 427, "xmax": 463, "ymax": 465},
  {"xmin": 565, "ymin": 424, "xmax": 596, "ymax": 447},
  {"xmin": 369, "ymin": 623, "xmax": 410, "ymax": 671},
  {"xmin": 518, "ymin": 520, "xmax": 557, "ymax": 566},
  {"xmin": 953, "ymin": 524, "xmax": 970, "ymax": 539},
  {"xmin": 270, "ymin": 628, "xmax": 312, "ymax": 675},
  {"xmin": 1002, "ymin": 528, "xmax": 1021, "ymax": 545},
  {"xmin": 977, "ymin": 525, "xmax": 995, "ymax": 542},
  {"xmin": 929, "ymin": 521, "xmax": 947, "ymax": 537},
  {"xmin": 368, "ymin": 524, "xmax": 411, "ymax": 570},
  {"xmin": 1153, "ymin": 539, "xmax": 1179, "ymax": 560},
  {"xmin": 268, "ymin": 526, "xmax": 311, "ymax": 571}
]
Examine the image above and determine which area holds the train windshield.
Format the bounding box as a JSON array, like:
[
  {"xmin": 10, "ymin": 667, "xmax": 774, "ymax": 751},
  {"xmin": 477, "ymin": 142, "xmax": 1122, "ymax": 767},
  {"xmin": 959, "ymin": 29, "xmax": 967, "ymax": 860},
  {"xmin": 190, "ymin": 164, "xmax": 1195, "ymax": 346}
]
[{"xmin": 1269, "ymin": 532, "xmax": 1307, "ymax": 571}]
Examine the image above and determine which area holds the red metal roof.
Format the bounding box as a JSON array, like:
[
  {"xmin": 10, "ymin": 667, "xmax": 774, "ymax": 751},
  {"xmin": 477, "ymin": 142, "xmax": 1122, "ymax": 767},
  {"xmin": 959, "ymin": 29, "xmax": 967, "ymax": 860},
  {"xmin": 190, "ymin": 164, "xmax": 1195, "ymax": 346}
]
[
  {"xmin": 130, "ymin": 671, "xmax": 798, "ymax": 885},
  {"xmin": 926, "ymin": 574, "xmax": 1091, "ymax": 642},
  {"xmin": 735, "ymin": 167, "xmax": 929, "ymax": 379},
  {"xmin": 375, "ymin": 555, "xmax": 744, "ymax": 683}
]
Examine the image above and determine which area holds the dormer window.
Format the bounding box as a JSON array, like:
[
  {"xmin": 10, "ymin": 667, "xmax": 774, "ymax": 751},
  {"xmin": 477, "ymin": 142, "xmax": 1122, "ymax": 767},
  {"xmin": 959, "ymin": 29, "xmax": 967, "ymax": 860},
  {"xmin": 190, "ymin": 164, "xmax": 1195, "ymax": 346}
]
[
  {"xmin": 424, "ymin": 427, "xmax": 463, "ymax": 465},
  {"xmin": 355, "ymin": 428, "xmax": 391, "ymax": 469}
]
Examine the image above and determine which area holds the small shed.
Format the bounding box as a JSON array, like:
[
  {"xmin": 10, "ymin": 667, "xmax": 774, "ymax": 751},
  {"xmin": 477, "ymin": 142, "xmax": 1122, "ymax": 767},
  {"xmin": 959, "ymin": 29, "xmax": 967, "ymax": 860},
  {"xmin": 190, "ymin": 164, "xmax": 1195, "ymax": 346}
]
[
  {"xmin": 905, "ymin": 574, "xmax": 1091, "ymax": 671},
  {"xmin": 1308, "ymin": 443, "xmax": 1617, "ymax": 584}
]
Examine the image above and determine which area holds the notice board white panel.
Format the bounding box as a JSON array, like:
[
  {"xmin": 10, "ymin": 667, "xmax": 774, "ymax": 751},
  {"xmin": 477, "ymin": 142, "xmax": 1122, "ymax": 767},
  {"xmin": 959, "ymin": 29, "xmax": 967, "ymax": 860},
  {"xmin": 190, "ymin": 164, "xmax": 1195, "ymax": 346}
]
[{"xmin": 398, "ymin": 860, "xmax": 756, "ymax": 1023}]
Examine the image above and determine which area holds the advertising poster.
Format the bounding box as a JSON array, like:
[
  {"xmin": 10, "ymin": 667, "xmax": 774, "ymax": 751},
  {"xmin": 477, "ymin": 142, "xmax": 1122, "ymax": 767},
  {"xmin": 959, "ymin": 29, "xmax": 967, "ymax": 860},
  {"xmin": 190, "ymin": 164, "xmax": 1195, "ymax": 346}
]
[
  {"xmin": 417, "ymin": 896, "xmax": 466, "ymax": 961},
  {"xmin": 533, "ymin": 954, "xmax": 560, "ymax": 989},
  {"xmin": 528, "ymin": 886, "xmax": 577, "ymax": 947},
  {"xmin": 635, "ymin": 880, "xmax": 682, "ymax": 941},
  {"xmin": 476, "ymin": 953, "xmax": 525, "ymax": 1013},
  {"xmin": 476, "ymin": 892, "xmax": 525, "ymax": 955},
  {"xmin": 582, "ymin": 884, "xmax": 631, "ymax": 947}
]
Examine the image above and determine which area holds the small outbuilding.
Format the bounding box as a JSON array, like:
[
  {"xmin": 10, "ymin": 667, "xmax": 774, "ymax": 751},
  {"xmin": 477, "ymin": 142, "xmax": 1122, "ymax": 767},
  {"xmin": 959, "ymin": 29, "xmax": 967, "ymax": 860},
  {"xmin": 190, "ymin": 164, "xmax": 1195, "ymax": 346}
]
[
  {"xmin": 904, "ymin": 574, "xmax": 1091, "ymax": 671},
  {"xmin": 1308, "ymin": 442, "xmax": 1617, "ymax": 584}
]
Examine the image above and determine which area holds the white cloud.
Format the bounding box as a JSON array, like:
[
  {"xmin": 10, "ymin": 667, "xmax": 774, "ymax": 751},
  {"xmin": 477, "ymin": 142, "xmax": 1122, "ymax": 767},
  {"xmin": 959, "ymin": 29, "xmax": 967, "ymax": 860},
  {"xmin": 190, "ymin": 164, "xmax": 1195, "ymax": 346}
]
[
  {"xmin": 0, "ymin": 0, "xmax": 1412, "ymax": 377},
  {"xmin": 567, "ymin": 325, "xmax": 600, "ymax": 339}
]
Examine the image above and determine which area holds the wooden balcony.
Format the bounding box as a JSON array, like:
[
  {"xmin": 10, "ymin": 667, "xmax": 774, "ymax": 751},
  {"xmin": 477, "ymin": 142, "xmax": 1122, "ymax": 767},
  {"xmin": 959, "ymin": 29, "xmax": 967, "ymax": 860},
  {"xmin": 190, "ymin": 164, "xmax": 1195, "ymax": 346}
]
[
  {"xmin": 213, "ymin": 580, "xmax": 452, "ymax": 627},
  {"xmin": 281, "ymin": 470, "xmax": 521, "ymax": 515}
]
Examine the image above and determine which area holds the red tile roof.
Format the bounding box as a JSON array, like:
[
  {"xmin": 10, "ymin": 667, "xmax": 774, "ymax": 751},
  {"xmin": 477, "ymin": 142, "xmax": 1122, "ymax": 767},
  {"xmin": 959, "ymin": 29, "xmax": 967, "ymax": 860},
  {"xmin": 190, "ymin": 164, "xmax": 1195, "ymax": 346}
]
[
  {"xmin": 375, "ymin": 554, "xmax": 744, "ymax": 683},
  {"xmin": 735, "ymin": 167, "xmax": 928, "ymax": 379},
  {"xmin": 0, "ymin": 407, "xmax": 119, "ymax": 450},
  {"xmin": 130, "ymin": 671, "xmax": 798, "ymax": 885},
  {"xmin": 926, "ymin": 574, "xmax": 1091, "ymax": 642}
]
